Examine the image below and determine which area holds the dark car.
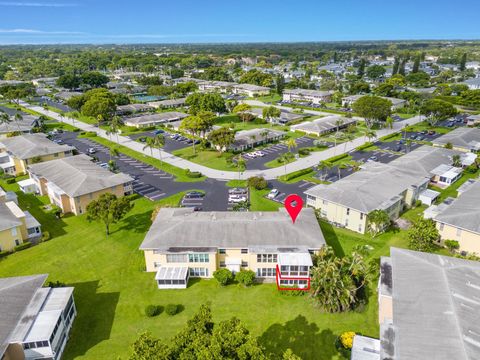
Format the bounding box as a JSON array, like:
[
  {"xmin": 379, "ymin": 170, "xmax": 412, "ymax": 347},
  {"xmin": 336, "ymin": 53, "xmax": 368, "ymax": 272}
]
[
  {"xmin": 428, "ymin": 130, "xmax": 436, "ymax": 135},
  {"xmin": 153, "ymin": 129, "xmax": 164, "ymax": 135},
  {"xmin": 395, "ymin": 145, "xmax": 402, "ymax": 152},
  {"xmin": 184, "ymin": 191, "xmax": 204, "ymax": 199}
]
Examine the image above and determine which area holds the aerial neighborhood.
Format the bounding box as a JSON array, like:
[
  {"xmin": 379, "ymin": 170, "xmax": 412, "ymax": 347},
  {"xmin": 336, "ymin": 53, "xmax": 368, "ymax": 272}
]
[{"xmin": 0, "ymin": 6, "xmax": 480, "ymax": 359}]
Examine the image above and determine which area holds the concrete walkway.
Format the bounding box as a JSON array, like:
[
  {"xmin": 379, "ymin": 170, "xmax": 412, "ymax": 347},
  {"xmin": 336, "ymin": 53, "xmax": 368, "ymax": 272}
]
[{"xmin": 22, "ymin": 101, "xmax": 424, "ymax": 180}]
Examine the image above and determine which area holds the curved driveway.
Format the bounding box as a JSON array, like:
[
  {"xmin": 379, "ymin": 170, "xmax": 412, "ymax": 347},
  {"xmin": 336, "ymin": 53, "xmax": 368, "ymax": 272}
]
[{"xmin": 21, "ymin": 101, "xmax": 424, "ymax": 180}]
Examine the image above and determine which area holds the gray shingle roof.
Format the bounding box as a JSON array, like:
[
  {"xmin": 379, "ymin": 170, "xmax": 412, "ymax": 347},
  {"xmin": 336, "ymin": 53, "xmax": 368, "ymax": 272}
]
[
  {"xmin": 28, "ymin": 154, "xmax": 133, "ymax": 197},
  {"xmin": 291, "ymin": 115, "xmax": 357, "ymax": 134},
  {"xmin": 434, "ymin": 180, "xmax": 480, "ymax": 235},
  {"xmin": 0, "ymin": 274, "xmax": 47, "ymax": 358},
  {"xmin": 384, "ymin": 248, "xmax": 480, "ymax": 360},
  {"xmin": 140, "ymin": 207, "xmax": 325, "ymax": 251},
  {"xmin": 305, "ymin": 146, "xmax": 460, "ymax": 213},
  {"xmin": 0, "ymin": 133, "xmax": 74, "ymax": 160},
  {"xmin": 0, "ymin": 202, "xmax": 22, "ymax": 232},
  {"xmin": 124, "ymin": 111, "xmax": 188, "ymax": 126},
  {"xmin": 432, "ymin": 127, "xmax": 480, "ymax": 151}
]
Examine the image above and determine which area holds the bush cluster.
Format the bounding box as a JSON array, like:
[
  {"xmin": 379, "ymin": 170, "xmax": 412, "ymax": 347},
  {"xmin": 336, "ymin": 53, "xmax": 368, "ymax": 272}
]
[
  {"xmin": 184, "ymin": 169, "xmax": 203, "ymax": 178},
  {"xmin": 247, "ymin": 176, "xmax": 267, "ymax": 190},
  {"xmin": 145, "ymin": 305, "xmax": 162, "ymax": 317},
  {"xmin": 213, "ymin": 268, "xmax": 234, "ymax": 286},
  {"xmin": 165, "ymin": 304, "xmax": 179, "ymax": 316}
]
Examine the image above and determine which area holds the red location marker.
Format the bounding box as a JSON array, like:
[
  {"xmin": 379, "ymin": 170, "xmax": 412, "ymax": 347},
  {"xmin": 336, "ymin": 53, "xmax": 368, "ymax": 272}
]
[{"xmin": 284, "ymin": 194, "xmax": 303, "ymax": 224}]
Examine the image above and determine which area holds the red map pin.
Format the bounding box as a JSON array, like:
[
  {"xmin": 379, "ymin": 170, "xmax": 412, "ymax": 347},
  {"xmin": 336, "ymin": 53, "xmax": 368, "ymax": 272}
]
[{"xmin": 284, "ymin": 194, "xmax": 303, "ymax": 224}]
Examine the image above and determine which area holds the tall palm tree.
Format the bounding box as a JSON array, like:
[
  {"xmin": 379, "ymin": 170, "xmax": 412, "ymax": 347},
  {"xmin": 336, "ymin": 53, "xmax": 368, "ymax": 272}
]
[
  {"xmin": 0, "ymin": 111, "xmax": 12, "ymax": 132},
  {"xmin": 109, "ymin": 147, "xmax": 119, "ymax": 161},
  {"xmin": 363, "ymin": 129, "xmax": 377, "ymax": 143},
  {"xmin": 452, "ymin": 154, "xmax": 461, "ymax": 167},
  {"xmin": 13, "ymin": 113, "xmax": 23, "ymax": 131},
  {"xmin": 143, "ymin": 137, "xmax": 155, "ymax": 157},
  {"xmin": 71, "ymin": 111, "xmax": 80, "ymax": 125},
  {"xmin": 385, "ymin": 117, "xmax": 394, "ymax": 129},
  {"xmin": 235, "ymin": 154, "xmax": 246, "ymax": 180},
  {"xmin": 343, "ymin": 133, "xmax": 355, "ymax": 152},
  {"xmin": 335, "ymin": 118, "xmax": 344, "ymax": 136},
  {"xmin": 152, "ymin": 134, "xmax": 166, "ymax": 169},
  {"xmin": 286, "ymin": 138, "xmax": 297, "ymax": 154},
  {"xmin": 109, "ymin": 116, "xmax": 123, "ymax": 143},
  {"xmin": 318, "ymin": 160, "xmax": 333, "ymax": 180}
]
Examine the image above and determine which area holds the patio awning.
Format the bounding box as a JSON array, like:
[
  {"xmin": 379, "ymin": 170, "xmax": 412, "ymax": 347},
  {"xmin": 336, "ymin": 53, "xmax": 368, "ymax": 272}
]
[
  {"xmin": 278, "ymin": 253, "xmax": 313, "ymax": 267},
  {"xmin": 155, "ymin": 266, "xmax": 188, "ymax": 281}
]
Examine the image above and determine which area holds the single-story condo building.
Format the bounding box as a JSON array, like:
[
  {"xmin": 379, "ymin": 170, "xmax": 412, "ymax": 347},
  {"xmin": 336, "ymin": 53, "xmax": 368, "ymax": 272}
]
[
  {"xmin": 463, "ymin": 77, "xmax": 480, "ymax": 90},
  {"xmin": 432, "ymin": 127, "xmax": 480, "ymax": 153},
  {"xmin": 342, "ymin": 95, "xmax": 407, "ymax": 110},
  {"xmin": 430, "ymin": 180, "xmax": 480, "ymax": 254},
  {"xmin": 147, "ymin": 98, "xmax": 186, "ymax": 109},
  {"xmin": 232, "ymin": 83, "xmax": 270, "ymax": 97},
  {"xmin": 0, "ymin": 133, "xmax": 75, "ymax": 176},
  {"xmin": 282, "ymin": 88, "xmax": 334, "ymax": 104},
  {"xmin": 246, "ymin": 107, "xmax": 306, "ymax": 124},
  {"xmin": 0, "ymin": 201, "xmax": 41, "ymax": 252},
  {"xmin": 290, "ymin": 115, "xmax": 357, "ymax": 136},
  {"xmin": 363, "ymin": 247, "xmax": 480, "ymax": 360},
  {"xmin": 0, "ymin": 274, "xmax": 76, "ymax": 360},
  {"xmin": 115, "ymin": 103, "xmax": 154, "ymax": 115},
  {"xmin": 0, "ymin": 114, "xmax": 41, "ymax": 138},
  {"xmin": 123, "ymin": 111, "xmax": 188, "ymax": 128},
  {"xmin": 231, "ymin": 128, "xmax": 286, "ymax": 151},
  {"xmin": 466, "ymin": 114, "xmax": 480, "ymax": 127},
  {"xmin": 28, "ymin": 154, "xmax": 133, "ymax": 215},
  {"xmin": 139, "ymin": 207, "xmax": 325, "ymax": 289},
  {"xmin": 54, "ymin": 91, "xmax": 83, "ymax": 102},
  {"xmin": 305, "ymin": 146, "xmax": 463, "ymax": 234}
]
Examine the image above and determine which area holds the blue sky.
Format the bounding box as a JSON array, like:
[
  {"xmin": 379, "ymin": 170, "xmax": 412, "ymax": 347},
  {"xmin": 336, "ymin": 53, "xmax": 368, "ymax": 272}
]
[{"xmin": 0, "ymin": 0, "xmax": 479, "ymax": 44}]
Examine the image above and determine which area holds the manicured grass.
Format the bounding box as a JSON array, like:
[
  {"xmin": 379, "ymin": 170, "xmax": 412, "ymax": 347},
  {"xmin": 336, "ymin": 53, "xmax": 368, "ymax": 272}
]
[
  {"xmin": 252, "ymin": 94, "xmax": 282, "ymax": 103},
  {"xmin": 225, "ymin": 180, "xmax": 248, "ymax": 187},
  {"xmin": 80, "ymin": 135, "xmax": 206, "ymax": 183},
  {"xmin": 249, "ymin": 188, "xmax": 282, "ymax": 211},
  {"xmin": 172, "ymin": 147, "xmax": 238, "ymax": 171},
  {"xmin": 66, "ymin": 111, "xmax": 97, "ymax": 125},
  {"xmin": 0, "ymin": 180, "xmax": 379, "ymax": 360},
  {"xmin": 429, "ymin": 171, "xmax": 479, "ymax": 202}
]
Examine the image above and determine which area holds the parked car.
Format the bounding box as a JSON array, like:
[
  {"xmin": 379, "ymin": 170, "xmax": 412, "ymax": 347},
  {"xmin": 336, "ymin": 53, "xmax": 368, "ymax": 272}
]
[
  {"xmin": 246, "ymin": 152, "xmax": 257, "ymax": 158},
  {"xmin": 229, "ymin": 188, "xmax": 247, "ymax": 195},
  {"xmin": 153, "ymin": 129, "xmax": 164, "ymax": 135},
  {"xmin": 99, "ymin": 163, "xmax": 109, "ymax": 169},
  {"xmin": 447, "ymin": 122, "xmax": 454, "ymax": 127},
  {"xmin": 254, "ymin": 151, "xmax": 265, "ymax": 157},
  {"xmin": 87, "ymin": 147, "xmax": 96, "ymax": 154},
  {"xmin": 171, "ymin": 133, "xmax": 180, "ymax": 139},
  {"xmin": 367, "ymin": 156, "xmax": 378, "ymax": 162},
  {"xmin": 428, "ymin": 130, "xmax": 436, "ymax": 135},
  {"xmin": 395, "ymin": 145, "xmax": 402, "ymax": 152},
  {"xmin": 184, "ymin": 191, "xmax": 204, "ymax": 199},
  {"xmin": 267, "ymin": 189, "xmax": 279, "ymax": 199},
  {"xmin": 229, "ymin": 195, "xmax": 247, "ymax": 203},
  {"xmin": 415, "ymin": 136, "xmax": 424, "ymax": 141},
  {"xmin": 53, "ymin": 139, "xmax": 64, "ymax": 144}
]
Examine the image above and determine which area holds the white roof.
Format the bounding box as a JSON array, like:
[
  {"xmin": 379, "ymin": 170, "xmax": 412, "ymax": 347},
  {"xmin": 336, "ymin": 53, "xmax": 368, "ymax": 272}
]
[
  {"xmin": 278, "ymin": 252, "xmax": 313, "ymax": 266},
  {"xmin": 419, "ymin": 189, "xmax": 440, "ymax": 200},
  {"xmin": 155, "ymin": 267, "xmax": 188, "ymax": 281},
  {"xmin": 17, "ymin": 179, "xmax": 36, "ymax": 187},
  {"xmin": 351, "ymin": 335, "xmax": 380, "ymax": 360}
]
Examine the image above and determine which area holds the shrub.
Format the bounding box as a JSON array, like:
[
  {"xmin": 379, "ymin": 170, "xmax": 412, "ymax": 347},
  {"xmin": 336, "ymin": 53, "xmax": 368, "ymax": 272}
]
[
  {"xmin": 235, "ymin": 270, "xmax": 256, "ymax": 287},
  {"xmin": 213, "ymin": 268, "xmax": 234, "ymax": 286},
  {"xmin": 444, "ymin": 142, "xmax": 453, "ymax": 149},
  {"xmin": 298, "ymin": 148, "xmax": 311, "ymax": 156},
  {"xmin": 184, "ymin": 169, "xmax": 202, "ymax": 178},
  {"xmin": 339, "ymin": 331, "xmax": 356, "ymax": 350},
  {"xmin": 84, "ymin": 131, "xmax": 97, "ymax": 137},
  {"xmin": 145, "ymin": 305, "xmax": 162, "ymax": 317},
  {"xmin": 379, "ymin": 133, "xmax": 397, "ymax": 141},
  {"xmin": 14, "ymin": 242, "xmax": 32, "ymax": 252},
  {"xmin": 6, "ymin": 178, "xmax": 16, "ymax": 184},
  {"xmin": 252, "ymin": 117, "xmax": 267, "ymax": 124},
  {"xmin": 165, "ymin": 304, "xmax": 179, "ymax": 315},
  {"xmin": 328, "ymin": 153, "xmax": 348, "ymax": 163},
  {"xmin": 0, "ymin": 250, "xmax": 10, "ymax": 259},
  {"xmin": 465, "ymin": 164, "xmax": 478, "ymax": 174},
  {"xmin": 355, "ymin": 142, "xmax": 374, "ymax": 152},
  {"xmin": 247, "ymin": 176, "xmax": 267, "ymax": 190},
  {"xmin": 279, "ymin": 167, "xmax": 313, "ymax": 182},
  {"xmin": 41, "ymin": 231, "xmax": 51, "ymax": 242},
  {"xmin": 73, "ymin": 128, "xmax": 81, "ymax": 132},
  {"xmin": 47, "ymin": 280, "xmax": 66, "ymax": 288},
  {"xmin": 444, "ymin": 239, "xmax": 460, "ymax": 253}
]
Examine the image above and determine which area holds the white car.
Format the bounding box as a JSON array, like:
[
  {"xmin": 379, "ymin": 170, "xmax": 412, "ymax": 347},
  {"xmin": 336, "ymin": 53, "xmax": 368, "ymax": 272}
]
[
  {"xmin": 99, "ymin": 163, "xmax": 109, "ymax": 169},
  {"xmin": 254, "ymin": 151, "xmax": 265, "ymax": 157},
  {"xmin": 87, "ymin": 148, "xmax": 96, "ymax": 154},
  {"xmin": 267, "ymin": 189, "xmax": 279, "ymax": 199},
  {"xmin": 246, "ymin": 152, "xmax": 257, "ymax": 158},
  {"xmin": 229, "ymin": 195, "xmax": 247, "ymax": 203}
]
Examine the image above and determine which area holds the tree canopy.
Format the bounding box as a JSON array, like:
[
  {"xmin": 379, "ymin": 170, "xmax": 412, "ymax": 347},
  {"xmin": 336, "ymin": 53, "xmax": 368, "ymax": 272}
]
[
  {"xmin": 86, "ymin": 193, "xmax": 133, "ymax": 236},
  {"xmin": 420, "ymin": 99, "xmax": 457, "ymax": 126},
  {"xmin": 352, "ymin": 96, "xmax": 392, "ymax": 127},
  {"xmin": 185, "ymin": 92, "xmax": 226, "ymax": 115}
]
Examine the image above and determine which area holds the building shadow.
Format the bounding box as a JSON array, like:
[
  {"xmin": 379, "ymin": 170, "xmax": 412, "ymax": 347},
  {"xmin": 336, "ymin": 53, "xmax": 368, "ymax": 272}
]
[
  {"xmin": 62, "ymin": 280, "xmax": 119, "ymax": 359},
  {"xmin": 115, "ymin": 210, "xmax": 153, "ymax": 234},
  {"xmin": 258, "ymin": 315, "xmax": 340, "ymax": 360},
  {"xmin": 319, "ymin": 220, "xmax": 345, "ymax": 257}
]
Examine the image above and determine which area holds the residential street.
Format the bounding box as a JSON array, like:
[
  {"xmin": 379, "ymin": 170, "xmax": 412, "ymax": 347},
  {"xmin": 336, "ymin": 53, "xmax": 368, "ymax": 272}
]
[{"xmin": 20, "ymin": 100, "xmax": 425, "ymax": 180}]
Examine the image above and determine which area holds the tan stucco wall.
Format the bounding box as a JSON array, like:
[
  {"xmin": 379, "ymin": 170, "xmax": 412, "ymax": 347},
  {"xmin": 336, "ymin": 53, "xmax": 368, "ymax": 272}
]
[
  {"xmin": 0, "ymin": 225, "xmax": 24, "ymax": 252},
  {"xmin": 437, "ymin": 222, "xmax": 480, "ymax": 254},
  {"xmin": 378, "ymin": 294, "xmax": 393, "ymax": 324},
  {"xmin": 2, "ymin": 343, "xmax": 26, "ymax": 360},
  {"xmin": 13, "ymin": 151, "xmax": 71, "ymax": 175}
]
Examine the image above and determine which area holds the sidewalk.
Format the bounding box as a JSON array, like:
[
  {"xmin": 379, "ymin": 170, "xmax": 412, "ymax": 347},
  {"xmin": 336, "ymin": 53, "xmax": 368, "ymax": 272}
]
[{"xmin": 22, "ymin": 101, "xmax": 423, "ymax": 180}]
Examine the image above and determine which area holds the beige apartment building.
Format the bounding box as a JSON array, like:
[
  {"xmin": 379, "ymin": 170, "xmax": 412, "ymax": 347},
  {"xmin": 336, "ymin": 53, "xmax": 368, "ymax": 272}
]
[
  {"xmin": 0, "ymin": 133, "xmax": 74, "ymax": 175},
  {"xmin": 305, "ymin": 146, "xmax": 463, "ymax": 234},
  {"xmin": 140, "ymin": 207, "xmax": 325, "ymax": 289},
  {"xmin": 432, "ymin": 180, "xmax": 480, "ymax": 254},
  {"xmin": 0, "ymin": 201, "xmax": 41, "ymax": 253},
  {"xmin": 28, "ymin": 154, "xmax": 133, "ymax": 215},
  {"xmin": 432, "ymin": 127, "xmax": 480, "ymax": 153}
]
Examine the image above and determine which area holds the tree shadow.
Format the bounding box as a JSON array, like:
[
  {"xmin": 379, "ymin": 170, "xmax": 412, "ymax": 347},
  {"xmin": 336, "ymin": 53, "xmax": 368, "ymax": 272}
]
[
  {"xmin": 115, "ymin": 210, "xmax": 152, "ymax": 234},
  {"xmin": 319, "ymin": 220, "xmax": 345, "ymax": 257},
  {"xmin": 63, "ymin": 280, "xmax": 120, "ymax": 359},
  {"xmin": 258, "ymin": 315, "xmax": 340, "ymax": 360}
]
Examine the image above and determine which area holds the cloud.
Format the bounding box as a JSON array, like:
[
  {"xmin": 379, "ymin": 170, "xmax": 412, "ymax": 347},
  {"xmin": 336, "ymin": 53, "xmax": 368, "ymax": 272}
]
[
  {"xmin": 0, "ymin": 28, "xmax": 85, "ymax": 34},
  {"xmin": 0, "ymin": 2, "xmax": 77, "ymax": 7}
]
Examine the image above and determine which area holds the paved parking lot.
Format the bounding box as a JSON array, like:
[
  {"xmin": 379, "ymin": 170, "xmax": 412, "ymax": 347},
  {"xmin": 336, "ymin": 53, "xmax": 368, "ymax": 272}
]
[
  {"xmin": 242, "ymin": 136, "xmax": 316, "ymax": 170},
  {"xmin": 34, "ymin": 97, "xmax": 72, "ymax": 113},
  {"xmin": 129, "ymin": 130, "xmax": 192, "ymax": 152}
]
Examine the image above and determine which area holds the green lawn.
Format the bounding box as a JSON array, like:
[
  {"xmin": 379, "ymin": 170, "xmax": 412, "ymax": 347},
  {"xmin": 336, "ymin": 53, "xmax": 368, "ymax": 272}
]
[
  {"xmin": 251, "ymin": 94, "xmax": 282, "ymax": 103},
  {"xmin": 429, "ymin": 171, "xmax": 479, "ymax": 202},
  {"xmin": 172, "ymin": 147, "xmax": 238, "ymax": 171},
  {"xmin": 79, "ymin": 135, "xmax": 206, "ymax": 183},
  {"xmin": 0, "ymin": 179, "xmax": 382, "ymax": 360}
]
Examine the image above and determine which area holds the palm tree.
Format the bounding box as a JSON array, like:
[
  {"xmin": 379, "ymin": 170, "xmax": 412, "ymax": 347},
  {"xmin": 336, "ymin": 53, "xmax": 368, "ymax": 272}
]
[
  {"xmin": 0, "ymin": 111, "xmax": 12, "ymax": 132},
  {"xmin": 343, "ymin": 133, "xmax": 355, "ymax": 152},
  {"xmin": 405, "ymin": 139, "xmax": 412, "ymax": 153},
  {"xmin": 143, "ymin": 137, "xmax": 155, "ymax": 157},
  {"xmin": 385, "ymin": 117, "xmax": 394, "ymax": 129},
  {"xmin": 235, "ymin": 155, "xmax": 246, "ymax": 180},
  {"xmin": 286, "ymin": 138, "xmax": 297, "ymax": 154},
  {"xmin": 337, "ymin": 163, "xmax": 348, "ymax": 180},
  {"xmin": 452, "ymin": 154, "xmax": 461, "ymax": 167},
  {"xmin": 71, "ymin": 111, "xmax": 80, "ymax": 126},
  {"xmin": 363, "ymin": 129, "xmax": 377, "ymax": 143},
  {"xmin": 152, "ymin": 134, "xmax": 166, "ymax": 169},
  {"xmin": 96, "ymin": 114, "xmax": 103, "ymax": 128},
  {"xmin": 109, "ymin": 116, "xmax": 123, "ymax": 143},
  {"xmin": 318, "ymin": 160, "xmax": 333, "ymax": 180},
  {"xmin": 279, "ymin": 153, "xmax": 292, "ymax": 175},
  {"xmin": 13, "ymin": 113, "xmax": 23, "ymax": 131},
  {"xmin": 335, "ymin": 118, "xmax": 344, "ymax": 136},
  {"xmin": 109, "ymin": 147, "xmax": 119, "ymax": 161}
]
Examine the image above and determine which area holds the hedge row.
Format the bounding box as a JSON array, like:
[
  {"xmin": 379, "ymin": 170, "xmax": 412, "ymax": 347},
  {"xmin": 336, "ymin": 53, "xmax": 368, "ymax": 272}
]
[
  {"xmin": 355, "ymin": 142, "xmax": 374, "ymax": 152},
  {"xmin": 327, "ymin": 153, "xmax": 349, "ymax": 164},
  {"xmin": 279, "ymin": 167, "xmax": 313, "ymax": 181},
  {"xmin": 184, "ymin": 169, "xmax": 203, "ymax": 178}
]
